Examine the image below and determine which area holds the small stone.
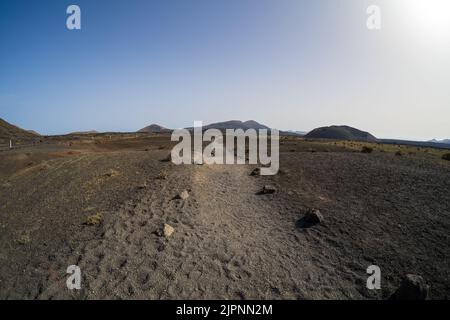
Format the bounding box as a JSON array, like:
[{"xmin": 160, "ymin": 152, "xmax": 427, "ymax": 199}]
[
  {"xmin": 250, "ymin": 168, "xmax": 261, "ymax": 176},
  {"xmin": 163, "ymin": 224, "xmax": 175, "ymax": 238},
  {"xmin": 175, "ymin": 190, "xmax": 189, "ymax": 200},
  {"xmin": 261, "ymin": 185, "xmax": 276, "ymax": 194},
  {"xmin": 304, "ymin": 208, "xmax": 323, "ymax": 225},
  {"xmin": 390, "ymin": 274, "xmax": 429, "ymax": 300},
  {"xmin": 161, "ymin": 153, "xmax": 172, "ymax": 162}
]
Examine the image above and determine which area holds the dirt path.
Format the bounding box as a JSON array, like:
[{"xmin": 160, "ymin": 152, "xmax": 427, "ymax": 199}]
[
  {"xmin": 37, "ymin": 160, "xmax": 344, "ymax": 299},
  {"xmin": 187, "ymin": 164, "xmax": 319, "ymax": 299}
]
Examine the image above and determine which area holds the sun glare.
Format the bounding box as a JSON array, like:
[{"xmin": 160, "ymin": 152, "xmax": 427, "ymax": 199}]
[{"xmin": 404, "ymin": 0, "xmax": 450, "ymax": 39}]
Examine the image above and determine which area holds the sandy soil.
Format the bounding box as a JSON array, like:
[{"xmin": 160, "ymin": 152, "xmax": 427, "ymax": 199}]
[{"xmin": 0, "ymin": 135, "xmax": 449, "ymax": 299}]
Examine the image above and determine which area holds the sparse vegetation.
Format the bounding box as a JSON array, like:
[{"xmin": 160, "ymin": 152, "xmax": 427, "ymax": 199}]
[
  {"xmin": 322, "ymin": 140, "xmax": 450, "ymax": 159},
  {"xmin": 17, "ymin": 233, "xmax": 30, "ymax": 245},
  {"xmin": 442, "ymin": 153, "xmax": 450, "ymax": 161},
  {"xmin": 85, "ymin": 213, "xmax": 103, "ymax": 226},
  {"xmin": 157, "ymin": 170, "xmax": 168, "ymax": 180},
  {"xmin": 395, "ymin": 151, "xmax": 402, "ymax": 156},
  {"xmin": 104, "ymin": 169, "xmax": 120, "ymax": 177}
]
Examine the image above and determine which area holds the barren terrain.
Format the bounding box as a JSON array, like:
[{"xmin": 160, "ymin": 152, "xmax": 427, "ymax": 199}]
[{"xmin": 0, "ymin": 134, "xmax": 449, "ymax": 299}]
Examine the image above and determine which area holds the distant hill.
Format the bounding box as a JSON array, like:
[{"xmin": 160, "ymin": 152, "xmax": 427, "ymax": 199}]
[
  {"xmin": 187, "ymin": 120, "xmax": 270, "ymax": 131},
  {"xmin": 283, "ymin": 130, "xmax": 307, "ymax": 136},
  {"xmin": 429, "ymin": 139, "xmax": 450, "ymax": 145},
  {"xmin": 382, "ymin": 139, "xmax": 450, "ymax": 150},
  {"xmin": 27, "ymin": 130, "xmax": 41, "ymax": 136},
  {"xmin": 68, "ymin": 130, "xmax": 99, "ymax": 135},
  {"xmin": 305, "ymin": 125, "xmax": 378, "ymax": 142},
  {"xmin": 185, "ymin": 120, "xmax": 306, "ymax": 136},
  {"xmin": 138, "ymin": 124, "xmax": 171, "ymax": 133},
  {"xmin": 0, "ymin": 118, "xmax": 39, "ymax": 142}
]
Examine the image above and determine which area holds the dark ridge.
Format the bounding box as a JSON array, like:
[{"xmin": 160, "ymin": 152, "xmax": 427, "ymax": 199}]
[{"xmin": 305, "ymin": 125, "xmax": 378, "ymax": 142}]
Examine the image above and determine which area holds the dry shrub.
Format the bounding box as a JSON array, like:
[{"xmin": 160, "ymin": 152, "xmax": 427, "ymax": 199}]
[
  {"xmin": 361, "ymin": 146, "xmax": 373, "ymax": 154},
  {"xmin": 157, "ymin": 170, "xmax": 168, "ymax": 180},
  {"xmin": 86, "ymin": 213, "xmax": 103, "ymax": 226},
  {"xmin": 442, "ymin": 153, "xmax": 450, "ymax": 161},
  {"xmin": 104, "ymin": 169, "xmax": 120, "ymax": 177},
  {"xmin": 17, "ymin": 233, "xmax": 30, "ymax": 245}
]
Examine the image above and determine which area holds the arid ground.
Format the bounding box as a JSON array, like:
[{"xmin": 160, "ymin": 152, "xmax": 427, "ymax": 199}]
[{"xmin": 0, "ymin": 134, "xmax": 449, "ymax": 299}]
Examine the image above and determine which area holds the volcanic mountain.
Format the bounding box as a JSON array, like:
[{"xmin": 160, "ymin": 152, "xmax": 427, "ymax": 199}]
[
  {"xmin": 0, "ymin": 118, "xmax": 39, "ymax": 142},
  {"xmin": 305, "ymin": 125, "xmax": 378, "ymax": 142},
  {"xmin": 206, "ymin": 120, "xmax": 270, "ymax": 130},
  {"xmin": 186, "ymin": 120, "xmax": 271, "ymax": 131},
  {"xmin": 138, "ymin": 124, "xmax": 171, "ymax": 133}
]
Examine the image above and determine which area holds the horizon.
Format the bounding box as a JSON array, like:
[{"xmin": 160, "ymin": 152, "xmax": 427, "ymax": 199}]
[
  {"xmin": 2, "ymin": 115, "xmax": 448, "ymax": 143},
  {"xmin": 1, "ymin": 0, "xmax": 450, "ymax": 141}
]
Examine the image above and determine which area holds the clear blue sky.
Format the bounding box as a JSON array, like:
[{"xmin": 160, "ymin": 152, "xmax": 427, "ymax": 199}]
[{"xmin": 1, "ymin": 0, "xmax": 449, "ymax": 140}]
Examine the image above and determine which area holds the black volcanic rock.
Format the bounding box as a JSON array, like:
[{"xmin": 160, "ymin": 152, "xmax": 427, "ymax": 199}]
[
  {"xmin": 305, "ymin": 125, "xmax": 378, "ymax": 142},
  {"xmin": 390, "ymin": 274, "xmax": 429, "ymax": 300}
]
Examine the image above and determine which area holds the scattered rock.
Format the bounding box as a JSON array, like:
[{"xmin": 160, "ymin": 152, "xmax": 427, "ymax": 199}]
[
  {"xmin": 304, "ymin": 208, "xmax": 323, "ymax": 224},
  {"xmin": 250, "ymin": 168, "xmax": 261, "ymax": 176},
  {"xmin": 85, "ymin": 213, "xmax": 103, "ymax": 226},
  {"xmin": 174, "ymin": 190, "xmax": 189, "ymax": 200},
  {"xmin": 161, "ymin": 153, "xmax": 172, "ymax": 162},
  {"xmin": 390, "ymin": 274, "xmax": 429, "ymax": 300},
  {"xmin": 296, "ymin": 208, "xmax": 323, "ymax": 229},
  {"xmin": 163, "ymin": 224, "xmax": 175, "ymax": 238},
  {"xmin": 259, "ymin": 185, "xmax": 276, "ymax": 194}
]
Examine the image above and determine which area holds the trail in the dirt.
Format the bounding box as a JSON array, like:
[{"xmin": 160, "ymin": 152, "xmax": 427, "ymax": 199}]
[
  {"xmin": 40, "ymin": 162, "xmax": 333, "ymax": 299},
  {"xmin": 185, "ymin": 164, "xmax": 326, "ymax": 299}
]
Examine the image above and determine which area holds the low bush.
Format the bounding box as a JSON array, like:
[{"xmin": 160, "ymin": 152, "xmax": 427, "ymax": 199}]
[
  {"xmin": 86, "ymin": 213, "xmax": 103, "ymax": 226},
  {"xmin": 361, "ymin": 146, "xmax": 373, "ymax": 154}
]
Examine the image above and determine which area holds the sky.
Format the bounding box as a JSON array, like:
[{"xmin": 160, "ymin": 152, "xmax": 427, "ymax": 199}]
[{"xmin": 0, "ymin": 0, "xmax": 449, "ymax": 140}]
